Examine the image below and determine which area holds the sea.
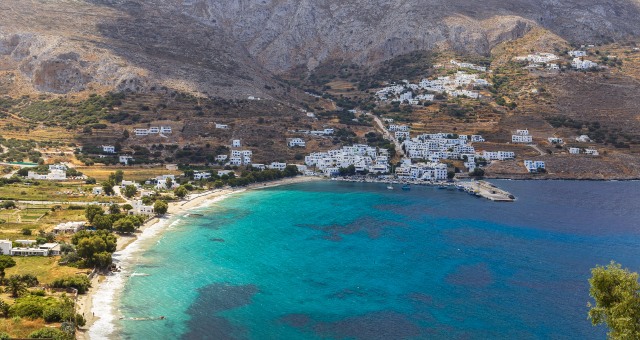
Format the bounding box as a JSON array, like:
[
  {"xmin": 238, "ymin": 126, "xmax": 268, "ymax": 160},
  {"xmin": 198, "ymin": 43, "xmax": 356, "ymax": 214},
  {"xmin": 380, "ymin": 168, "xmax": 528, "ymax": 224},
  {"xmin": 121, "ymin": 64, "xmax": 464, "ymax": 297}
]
[{"xmin": 89, "ymin": 180, "xmax": 640, "ymax": 339}]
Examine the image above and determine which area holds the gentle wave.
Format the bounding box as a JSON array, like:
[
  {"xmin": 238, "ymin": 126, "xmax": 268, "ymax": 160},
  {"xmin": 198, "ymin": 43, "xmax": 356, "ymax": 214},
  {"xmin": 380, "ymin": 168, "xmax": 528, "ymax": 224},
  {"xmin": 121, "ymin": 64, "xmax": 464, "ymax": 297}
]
[{"xmin": 88, "ymin": 190, "xmax": 242, "ymax": 339}]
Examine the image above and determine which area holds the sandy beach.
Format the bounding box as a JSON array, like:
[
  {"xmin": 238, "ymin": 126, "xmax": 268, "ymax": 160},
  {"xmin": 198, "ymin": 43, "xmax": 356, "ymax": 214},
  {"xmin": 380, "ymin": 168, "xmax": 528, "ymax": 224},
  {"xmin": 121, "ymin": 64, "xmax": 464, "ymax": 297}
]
[{"xmin": 75, "ymin": 175, "xmax": 322, "ymax": 340}]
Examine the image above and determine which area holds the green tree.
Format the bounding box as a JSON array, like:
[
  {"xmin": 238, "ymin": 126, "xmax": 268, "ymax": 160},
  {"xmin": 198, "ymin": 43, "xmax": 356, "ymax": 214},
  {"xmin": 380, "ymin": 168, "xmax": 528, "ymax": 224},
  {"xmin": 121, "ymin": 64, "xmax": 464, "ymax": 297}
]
[
  {"xmin": 114, "ymin": 170, "xmax": 124, "ymax": 184},
  {"xmin": 0, "ymin": 300, "xmax": 10, "ymax": 318},
  {"xmin": 123, "ymin": 185, "xmax": 137, "ymax": 198},
  {"xmin": 0, "ymin": 332, "xmax": 8, "ymax": 340},
  {"xmin": 447, "ymin": 171, "xmax": 456, "ymax": 180},
  {"xmin": 102, "ymin": 181, "xmax": 115, "ymax": 196},
  {"xmin": 174, "ymin": 186, "xmax": 188, "ymax": 199},
  {"xmin": 108, "ymin": 204, "xmax": 121, "ymax": 215},
  {"xmin": 470, "ymin": 168, "xmax": 485, "ymax": 177},
  {"xmin": 91, "ymin": 214, "xmax": 112, "ymax": 230},
  {"xmin": 165, "ymin": 177, "xmax": 173, "ymax": 189},
  {"xmin": 588, "ymin": 261, "xmax": 640, "ymax": 339},
  {"xmin": 6, "ymin": 277, "xmax": 27, "ymax": 298},
  {"xmin": 84, "ymin": 205, "xmax": 104, "ymax": 223},
  {"xmin": 153, "ymin": 200, "xmax": 168, "ymax": 215},
  {"xmin": 122, "ymin": 203, "xmax": 133, "ymax": 211},
  {"xmin": 113, "ymin": 218, "xmax": 135, "ymax": 234},
  {"xmin": 73, "ymin": 231, "xmax": 117, "ymax": 268},
  {"xmin": 0, "ymin": 256, "xmax": 16, "ymax": 279}
]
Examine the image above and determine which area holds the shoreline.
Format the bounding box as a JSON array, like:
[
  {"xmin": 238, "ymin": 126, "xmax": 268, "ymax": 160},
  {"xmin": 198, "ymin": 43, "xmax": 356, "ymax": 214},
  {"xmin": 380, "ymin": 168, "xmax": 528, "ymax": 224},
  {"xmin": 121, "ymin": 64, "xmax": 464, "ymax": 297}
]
[{"xmin": 76, "ymin": 175, "xmax": 322, "ymax": 340}]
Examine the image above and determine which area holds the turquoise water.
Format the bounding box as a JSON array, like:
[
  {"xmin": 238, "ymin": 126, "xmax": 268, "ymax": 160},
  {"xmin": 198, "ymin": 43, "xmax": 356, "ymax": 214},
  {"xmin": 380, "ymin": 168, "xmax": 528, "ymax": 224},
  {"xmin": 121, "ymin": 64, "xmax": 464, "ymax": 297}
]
[{"xmin": 113, "ymin": 180, "xmax": 640, "ymax": 339}]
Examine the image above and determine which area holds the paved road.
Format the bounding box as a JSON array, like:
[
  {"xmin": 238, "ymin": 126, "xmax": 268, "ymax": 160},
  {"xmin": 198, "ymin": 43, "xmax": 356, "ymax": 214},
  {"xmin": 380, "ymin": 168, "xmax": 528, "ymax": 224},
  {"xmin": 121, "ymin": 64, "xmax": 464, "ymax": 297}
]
[
  {"xmin": 528, "ymin": 144, "xmax": 546, "ymax": 156},
  {"xmin": 370, "ymin": 114, "xmax": 405, "ymax": 157}
]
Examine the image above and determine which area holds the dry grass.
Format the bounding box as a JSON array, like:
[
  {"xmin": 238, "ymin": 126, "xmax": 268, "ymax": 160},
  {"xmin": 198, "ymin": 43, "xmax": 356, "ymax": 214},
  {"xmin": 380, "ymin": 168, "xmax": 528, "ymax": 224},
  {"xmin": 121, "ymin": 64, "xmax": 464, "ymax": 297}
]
[
  {"xmin": 0, "ymin": 317, "xmax": 46, "ymax": 338},
  {"xmin": 5, "ymin": 257, "xmax": 88, "ymax": 284},
  {"xmin": 77, "ymin": 166, "xmax": 181, "ymax": 181},
  {"xmin": 0, "ymin": 182, "xmax": 123, "ymax": 203}
]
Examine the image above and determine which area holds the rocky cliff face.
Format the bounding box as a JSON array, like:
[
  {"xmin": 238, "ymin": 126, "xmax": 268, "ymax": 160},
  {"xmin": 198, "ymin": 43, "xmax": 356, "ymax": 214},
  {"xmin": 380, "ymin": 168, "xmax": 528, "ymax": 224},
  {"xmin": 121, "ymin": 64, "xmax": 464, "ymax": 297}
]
[
  {"xmin": 1, "ymin": 0, "xmax": 639, "ymax": 96},
  {"xmin": 182, "ymin": 0, "xmax": 640, "ymax": 72}
]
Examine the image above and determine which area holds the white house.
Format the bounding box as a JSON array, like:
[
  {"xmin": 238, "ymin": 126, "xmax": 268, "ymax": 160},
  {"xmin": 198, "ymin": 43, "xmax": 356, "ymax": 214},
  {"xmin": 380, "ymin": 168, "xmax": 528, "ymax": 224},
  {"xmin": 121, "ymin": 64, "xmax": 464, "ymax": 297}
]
[
  {"xmin": 28, "ymin": 168, "xmax": 67, "ymax": 181},
  {"xmin": 572, "ymin": 58, "xmax": 598, "ymax": 70},
  {"xmin": 131, "ymin": 200, "xmax": 154, "ymax": 216},
  {"xmin": 395, "ymin": 131, "xmax": 410, "ymax": 140},
  {"xmin": 160, "ymin": 126, "xmax": 172, "ymax": 134},
  {"xmin": 92, "ymin": 187, "xmax": 103, "ymax": 195},
  {"xmin": 568, "ymin": 50, "xmax": 588, "ymax": 57},
  {"xmin": 569, "ymin": 147, "xmax": 581, "ymax": 154},
  {"xmin": 194, "ymin": 171, "xmax": 211, "ymax": 180},
  {"xmin": 49, "ymin": 164, "xmax": 67, "ymax": 171},
  {"xmin": 287, "ymin": 138, "xmax": 306, "ymax": 148},
  {"xmin": 512, "ymin": 135, "xmax": 533, "ymax": 143},
  {"xmin": 148, "ymin": 127, "xmax": 160, "ymax": 134},
  {"xmin": 0, "ymin": 240, "xmax": 11, "ymax": 256},
  {"xmin": 548, "ymin": 137, "xmax": 563, "ymax": 144},
  {"xmin": 53, "ymin": 222, "xmax": 85, "ymax": 234},
  {"xmin": 102, "ymin": 145, "xmax": 116, "ymax": 153},
  {"xmin": 11, "ymin": 243, "xmax": 60, "ymax": 256},
  {"xmin": 471, "ymin": 135, "xmax": 485, "ymax": 142},
  {"xmin": 119, "ymin": 155, "xmax": 134, "ymax": 165},
  {"xmin": 11, "ymin": 248, "xmax": 49, "ymax": 256},
  {"xmin": 576, "ymin": 135, "xmax": 592, "ymax": 143},
  {"xmin": 215, "ymin": 123, "xmax": 229, "ymax": 129},
  {"xmin": 268, "ymin": 162, "xmax": 287, "ymax": 171},
  {"xmin": 134, "ymin": 128, "xmax": 149, "ymax": 136},
  {"xmin": 524, "ymin": 160, "xmax": 546, "ymax": 173},
  {"xmin": 232, "ymin": 140, "xmax": 241, "ymax": 148},
  {"xmin": 585, "ymin": 149, "xmax": 599, "ymax": 156},
  {"xmin": 215, "ymin": 155, "xmax": 228, "ymax": 162}
]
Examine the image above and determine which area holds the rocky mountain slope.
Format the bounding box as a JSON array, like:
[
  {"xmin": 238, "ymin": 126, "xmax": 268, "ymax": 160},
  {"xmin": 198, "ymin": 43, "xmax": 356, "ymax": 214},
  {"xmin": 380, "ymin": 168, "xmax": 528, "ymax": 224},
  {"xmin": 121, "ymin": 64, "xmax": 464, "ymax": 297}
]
[
  {"xmin": 2, "ymin": 0, "xmax": 640, "ymax": 96},
  {"xmin": 183, "ymin": 0, "xmax": 640, "ymax": 72},
  {"xmin": 0, "ymin": 0, "xmax": 280, "ymax": 98}
]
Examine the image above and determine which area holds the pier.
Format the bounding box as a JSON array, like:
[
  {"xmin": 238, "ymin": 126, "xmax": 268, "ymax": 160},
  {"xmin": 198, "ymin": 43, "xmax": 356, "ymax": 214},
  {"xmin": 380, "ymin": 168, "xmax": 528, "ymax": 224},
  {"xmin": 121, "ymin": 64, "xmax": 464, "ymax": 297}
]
[{"xmin": 331, "ymin": 177, "xmax": 515, "ymax": 202}]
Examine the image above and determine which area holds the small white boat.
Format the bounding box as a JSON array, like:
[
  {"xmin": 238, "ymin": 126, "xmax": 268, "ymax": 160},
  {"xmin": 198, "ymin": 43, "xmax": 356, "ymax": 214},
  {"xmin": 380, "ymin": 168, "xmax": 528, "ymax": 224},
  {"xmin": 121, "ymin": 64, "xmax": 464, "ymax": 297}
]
[{"xmin": 387, "ymin": 185, "xmax": 394, "ymax": 190}]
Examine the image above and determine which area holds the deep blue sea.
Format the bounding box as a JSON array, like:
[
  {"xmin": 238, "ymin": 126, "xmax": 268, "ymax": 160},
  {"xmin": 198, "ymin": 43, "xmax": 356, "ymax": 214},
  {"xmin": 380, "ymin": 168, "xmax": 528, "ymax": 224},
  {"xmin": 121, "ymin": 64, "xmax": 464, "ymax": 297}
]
[{"xmin": 101, "ymin": 180, "xmax": 640, "ymax": 339}]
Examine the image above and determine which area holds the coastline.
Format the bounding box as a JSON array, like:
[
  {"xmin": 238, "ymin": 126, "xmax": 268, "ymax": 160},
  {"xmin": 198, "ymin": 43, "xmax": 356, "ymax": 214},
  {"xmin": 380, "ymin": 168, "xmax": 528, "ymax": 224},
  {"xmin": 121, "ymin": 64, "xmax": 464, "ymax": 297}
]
[{"xmin": 75, "ymin": 175, "xmax": 322, "ymax": 340}]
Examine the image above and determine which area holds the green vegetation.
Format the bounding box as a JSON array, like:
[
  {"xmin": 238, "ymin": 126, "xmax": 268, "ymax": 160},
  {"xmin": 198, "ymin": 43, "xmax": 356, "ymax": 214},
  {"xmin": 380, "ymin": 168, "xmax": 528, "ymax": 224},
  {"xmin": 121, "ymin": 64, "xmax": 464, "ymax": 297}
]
[
  {"xmin": 71, "ymin": 230, "xmax": 117, "ymax": 268},
  {"xmin": 153, "ymin": 200, "xmax": 168, "ymax": 215},
  {"xmin": 50, "ymin": 276, "xmax": 91, "ymax": 294},
  {"xmin": 546, "ymin": 116, "xmax": 636, "ymax": 147},
  {"xmin": 588, "ymin": 261, "xmax": 640, "ymax": 339},
  {"xmin": 0, "ymin": 138, "xmax": 42, "ymax": 163},
  {"xmin": 18, "ymin": 93, "xmax": 125, "ymax": 129}
]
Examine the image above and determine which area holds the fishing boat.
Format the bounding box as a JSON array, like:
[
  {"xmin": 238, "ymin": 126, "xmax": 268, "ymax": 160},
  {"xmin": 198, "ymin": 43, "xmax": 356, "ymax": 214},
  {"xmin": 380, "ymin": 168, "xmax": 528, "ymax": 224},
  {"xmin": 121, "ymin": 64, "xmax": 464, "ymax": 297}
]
[
  {"xmin": 401, "ymin": 184, "xmax": 411, "ymax": 191},
  {"xmin": 387, "ymin": 185, "xmax": 394, "ymax": 190}
]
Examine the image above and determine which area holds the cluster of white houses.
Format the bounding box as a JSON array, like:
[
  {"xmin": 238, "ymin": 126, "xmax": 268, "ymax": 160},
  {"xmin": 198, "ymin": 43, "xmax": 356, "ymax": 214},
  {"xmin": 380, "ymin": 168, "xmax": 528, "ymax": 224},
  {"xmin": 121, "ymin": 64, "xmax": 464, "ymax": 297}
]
[
  {"xmin": 400, "ymin": 131, "xmax": 513, "ymax": 174},
  {"xmin": 448, "ymin": 59, "xmax": 487, "ymax": 72},
  {"xmin": 133, "ymin": 126, "xmax": 173, "ymax": 136},
  {"xmin": 376, "ymin": 67, "xmax": 490, "ymax": 103},
  {"xmin": 515, "ymin": 51, "xmax": 598, "ymax": 70},
  {"xmin": 304, "ymin": 144, "xmax": 391, "ymax": 176}
]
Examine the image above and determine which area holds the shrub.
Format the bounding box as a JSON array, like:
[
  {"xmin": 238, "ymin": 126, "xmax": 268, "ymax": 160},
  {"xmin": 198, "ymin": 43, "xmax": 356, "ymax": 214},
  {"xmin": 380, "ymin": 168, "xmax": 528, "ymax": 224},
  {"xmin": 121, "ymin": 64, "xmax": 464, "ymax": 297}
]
[
  {"xmin": 28, "ymin": 327, "xmax": 72, "ymax": 340},
  {"xmin": 50, "ymin": 276, "xmax": 91, "ymax": 294}
]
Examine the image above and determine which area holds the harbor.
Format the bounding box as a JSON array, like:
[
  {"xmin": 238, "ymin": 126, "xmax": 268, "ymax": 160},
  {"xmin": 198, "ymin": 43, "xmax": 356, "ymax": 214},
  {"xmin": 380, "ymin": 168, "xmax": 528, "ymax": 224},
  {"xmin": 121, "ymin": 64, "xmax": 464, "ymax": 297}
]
[{"xmin": 333, "ymin": 177, "xmax": 515, "ymax": 202}]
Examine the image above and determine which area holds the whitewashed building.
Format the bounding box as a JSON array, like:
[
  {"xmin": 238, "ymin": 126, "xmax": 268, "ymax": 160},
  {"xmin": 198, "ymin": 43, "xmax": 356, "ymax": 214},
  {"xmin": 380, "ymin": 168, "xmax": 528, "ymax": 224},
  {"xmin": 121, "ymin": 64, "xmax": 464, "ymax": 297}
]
[{"xmin": 287, "ymin": 138, "xmax": 306, "ymax": 148}]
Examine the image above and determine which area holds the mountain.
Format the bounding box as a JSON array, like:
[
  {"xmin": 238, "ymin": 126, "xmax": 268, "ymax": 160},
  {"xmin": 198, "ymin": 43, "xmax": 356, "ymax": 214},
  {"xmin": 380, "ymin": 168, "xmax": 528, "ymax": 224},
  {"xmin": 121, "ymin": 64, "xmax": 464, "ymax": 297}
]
[
  {"xmin": 182, "ymin": 0, "xmax": 640, "ymax": 72},
  {"xmin": 2, "ymin": 0, "xmax": 640, "ymax": 96}
]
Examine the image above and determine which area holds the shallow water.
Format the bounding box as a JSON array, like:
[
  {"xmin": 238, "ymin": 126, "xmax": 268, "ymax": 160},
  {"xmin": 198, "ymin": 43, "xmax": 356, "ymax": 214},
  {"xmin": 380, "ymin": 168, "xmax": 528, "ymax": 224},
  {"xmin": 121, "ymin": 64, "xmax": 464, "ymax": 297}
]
[{"xmin": 105, "ymin": 180, "xmax": 640, "ymax": 339}]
